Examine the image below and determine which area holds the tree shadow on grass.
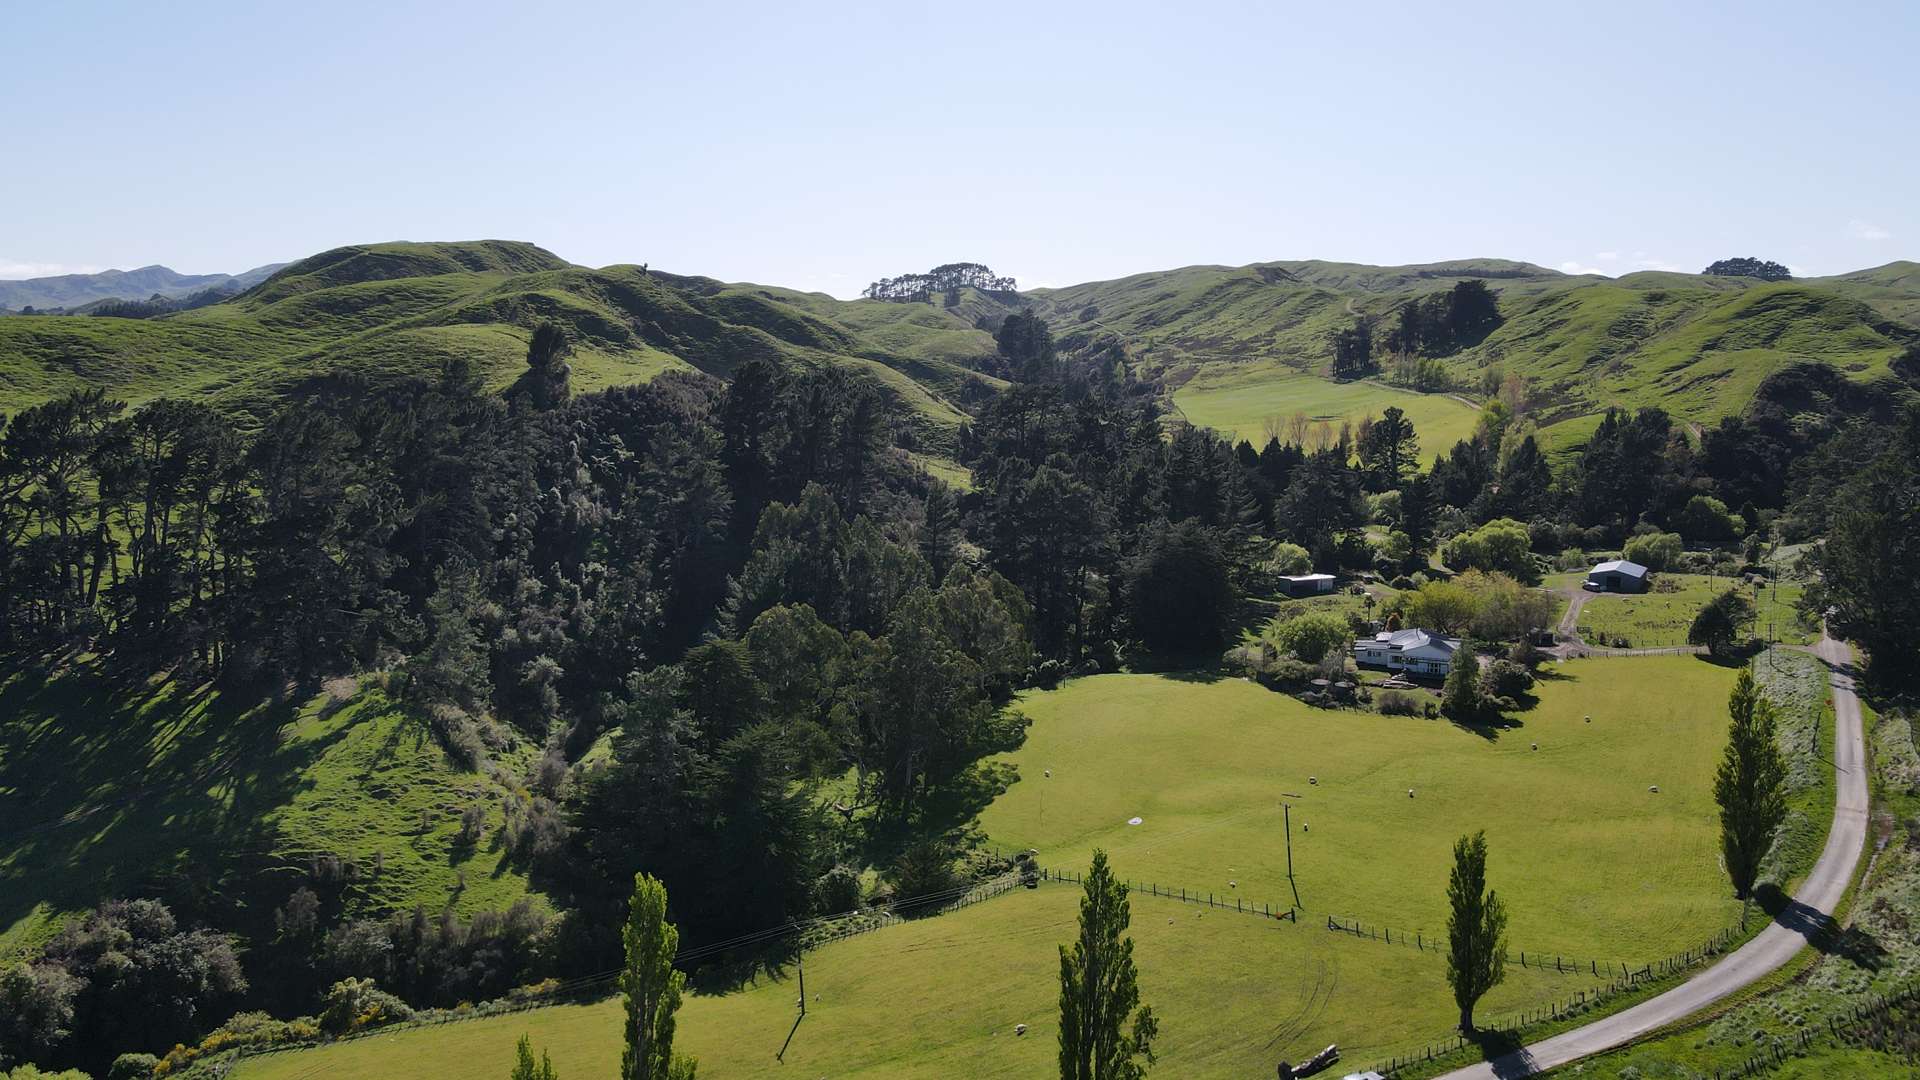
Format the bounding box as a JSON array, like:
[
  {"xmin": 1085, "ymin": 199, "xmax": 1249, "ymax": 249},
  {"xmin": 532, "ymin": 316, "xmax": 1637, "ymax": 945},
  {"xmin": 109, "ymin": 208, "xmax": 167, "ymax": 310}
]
[
  {"xmin": 1450, "ymin": 712, "xmax": 1525, "ymax": 742},
  {"xmin": 0, "ymin": 661, "xmax": 346, "ymax": 955}
]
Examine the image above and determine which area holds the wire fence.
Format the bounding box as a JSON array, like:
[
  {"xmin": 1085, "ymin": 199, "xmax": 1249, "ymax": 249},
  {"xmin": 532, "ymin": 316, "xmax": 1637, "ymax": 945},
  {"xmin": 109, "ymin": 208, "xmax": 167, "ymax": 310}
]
[
  {"xmin": 1367, "ymin": 924, "xmax": 1743, "ymax": 1076},
  {"xmin": 1324, "ymin": 915, "xmax": 1737, "ymax": 981},
  {"xmin": 1037, "ymin": 866, "xmax": 1298, "ymax": 922},
  {"xmin": 1709, "ymin": 983, "xmax": 1920, "ymax": 1080}
]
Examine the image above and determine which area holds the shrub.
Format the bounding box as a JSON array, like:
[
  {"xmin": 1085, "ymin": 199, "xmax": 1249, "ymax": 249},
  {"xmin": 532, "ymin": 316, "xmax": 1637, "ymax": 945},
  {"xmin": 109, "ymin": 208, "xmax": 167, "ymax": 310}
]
[
  {"xmin": 109, "ymin": 1056, "xmax": 161, "ymax": 1080},
  {"xmin": 1623, "ymin": 531, "xmax": 1683, "ymax": 572},
  {"xmin": 502, "ymin": 793, "xmax": 569, "ymax": 862},
  {"xmin": 1461, "ymin": 571, "xmax": 1559, "ymax": 642},
  {"xmin": 319, "ymin": 977, "xmax": 415, "ymax": 1035},
  {"xmin": 889, "ymin": 836, "xmax": 961, "ymax": 913},
  {"xmin": 1481, "ymin": 659, "xmax": 1535, "ymax": 699},
  {"xmin": 814, "ymin": 864, "xmax": 864, "ymax": 914},
  {"xmin": 1270, "ymin": 612, "xmax": 1353, "ymax": 663},
  {"xmin": 1266, "ymin": 541, "xmax": 1312, "ymax": 577},
  {"xmin": 1402, "ymin": 580, "xmax": 1483, "ymax": 634},
  {"xmin": 1443, "ymin": 518, "xmax": 1539, "ymax": 582},
  {"xmin": 1376, "ymin": 690, "xmax": 1422, "ymax": 716},
  {"xmin": 1674, "ymin": 495, "xmax": 1744, "ymax": 541}
]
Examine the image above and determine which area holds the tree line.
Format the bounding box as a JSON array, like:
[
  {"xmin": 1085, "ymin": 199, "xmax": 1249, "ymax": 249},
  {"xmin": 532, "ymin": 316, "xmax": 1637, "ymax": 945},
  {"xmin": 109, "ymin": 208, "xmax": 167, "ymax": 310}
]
[{"xmin": 861, "ymin": 262, "xmax": 1017, "ymax": 302}]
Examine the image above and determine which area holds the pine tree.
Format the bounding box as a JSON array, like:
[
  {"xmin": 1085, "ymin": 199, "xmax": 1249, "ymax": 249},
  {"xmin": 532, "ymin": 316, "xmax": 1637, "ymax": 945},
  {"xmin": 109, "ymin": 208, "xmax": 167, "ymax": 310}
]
[
  {"xmin": 1059, "ymin": 850, "xmax": 1158, "ymax": 1080},
  {"xmin": 1715, "ymin": 669, "xmax": 1788, "ymax": 926},
  {"xmin": 622, "ymin": 873, "xmax": 696, "ymax": 1080},
  {"xmin": 1445, "ymin": 831, "xmax": 1508, "ymax": 1032}
]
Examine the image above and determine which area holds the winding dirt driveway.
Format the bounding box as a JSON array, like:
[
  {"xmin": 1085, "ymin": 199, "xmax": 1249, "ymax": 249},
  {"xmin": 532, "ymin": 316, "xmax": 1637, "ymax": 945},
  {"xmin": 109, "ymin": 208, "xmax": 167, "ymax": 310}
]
[{"xmin": 1435, "ymin": 633, "xmax": 1870, "ymax": 1078}]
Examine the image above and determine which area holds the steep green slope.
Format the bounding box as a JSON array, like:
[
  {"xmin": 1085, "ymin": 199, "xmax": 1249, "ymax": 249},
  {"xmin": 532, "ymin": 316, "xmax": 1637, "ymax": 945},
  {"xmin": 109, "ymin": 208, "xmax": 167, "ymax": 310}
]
[
  {"xmin": 0, "ymin": 666, "xmax": 545, "ymax": 960},
  {"xmin": 1030, "ymin": 259, "xmax": 1920, "ymax": 451},
  {"xmin": 0, "ymin": 241, "xmax": 1006, "ymax": 451}
]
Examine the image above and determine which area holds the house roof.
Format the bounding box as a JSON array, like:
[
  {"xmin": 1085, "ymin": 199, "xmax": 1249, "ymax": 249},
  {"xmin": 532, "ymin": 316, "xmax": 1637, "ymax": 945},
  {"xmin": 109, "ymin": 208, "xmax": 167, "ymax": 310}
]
[
  {"xmin": 1358, "ymin": 627, "xmax": 1459, "ymax": 655},
  {"xmin": 1590, "ymin": 559, "xmax": 1649, "ymax": 577},
  {"xmin": 1281, "ymin": 573, "xmax": 1336, "ymax": 583}
]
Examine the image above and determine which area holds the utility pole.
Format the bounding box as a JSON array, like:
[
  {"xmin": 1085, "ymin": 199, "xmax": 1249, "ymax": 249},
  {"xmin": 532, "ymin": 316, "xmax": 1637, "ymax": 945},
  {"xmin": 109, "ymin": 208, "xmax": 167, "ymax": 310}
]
[{"xmin": 1283, "ymin": 802, "xmax": 1301, "ymax": 910}]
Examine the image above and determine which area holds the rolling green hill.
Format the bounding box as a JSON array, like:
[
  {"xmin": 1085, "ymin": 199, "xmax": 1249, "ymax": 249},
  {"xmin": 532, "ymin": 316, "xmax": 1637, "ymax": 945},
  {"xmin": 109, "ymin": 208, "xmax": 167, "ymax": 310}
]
[
  {"xmin": 1029, "ymin": 258, "xmax": 1920, "ymax": 454},
  {"xmin": 0, "ymin": 240, "xmax": 1008, "ymax": 452},
  {"xmin": 6, "ymin": 244, "xmax": 1913, "ymax": 463}
]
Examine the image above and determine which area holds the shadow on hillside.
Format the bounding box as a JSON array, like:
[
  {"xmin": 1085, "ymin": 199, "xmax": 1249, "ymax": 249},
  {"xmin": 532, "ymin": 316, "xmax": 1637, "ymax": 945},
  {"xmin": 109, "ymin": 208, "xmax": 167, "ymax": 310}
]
[
  {"xmin": 1756, "ymin": 883, "xmax": 1888, "ymax": 971},
  {"xmin": 0, "ymin": 660, "xmax": 331, "ymax": 952}
]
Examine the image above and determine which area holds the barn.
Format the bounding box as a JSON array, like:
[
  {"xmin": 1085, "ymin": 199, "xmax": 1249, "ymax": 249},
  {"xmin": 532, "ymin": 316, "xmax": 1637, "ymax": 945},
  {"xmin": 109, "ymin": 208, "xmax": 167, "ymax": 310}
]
[{"xmin": 1585, "ymin": 559, "xmax": 1650, "ymax": 593}]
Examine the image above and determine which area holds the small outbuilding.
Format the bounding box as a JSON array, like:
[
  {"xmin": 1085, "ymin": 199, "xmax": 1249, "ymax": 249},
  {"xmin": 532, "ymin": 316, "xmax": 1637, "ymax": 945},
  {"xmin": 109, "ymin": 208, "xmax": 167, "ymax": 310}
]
[
  {"xmin": 1352, "ymin": 627, "xmax": 1459, "ymax": 679},
  {"xmin": 1585, "ymin": 559, "xmax": 1650, "ymax": 593},
  {"xmin": 1279, "ymin": 573, "xmax": 1337, "ymax": 598}
]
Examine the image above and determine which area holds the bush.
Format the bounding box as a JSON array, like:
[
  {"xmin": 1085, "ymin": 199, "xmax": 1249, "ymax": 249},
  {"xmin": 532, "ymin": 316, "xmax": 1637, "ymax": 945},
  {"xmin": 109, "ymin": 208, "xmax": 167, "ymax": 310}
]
[
  {"xmin": 1674, "ymin": 495, "xmax": 1743, "ymax": 541},
  {"xmin": 1443, "ymin": 517, "xmax": 1539, "ymax": 582},
  {"xmin": 1376, "ymin": 690, "xmax": 1422, "ymax": 716},
  {"xmin": 1623, "ymin": 531, "xmax": 1683, "ymax": 572},
  {"xmin": 1270, "ymin": 612, "xmax": 1353, "ymax": 663},
  {"xmin": 319, "ymin": 977, "xmax": 414, "ymax": 1035},
  {"xmin": 1481, "ymin": 659, "xmax": 1535, "ymax": 698},
  {"xmin": 1266, "ymin": 541, "xmax": 1312, "ymax": 577},
  {"xmin": 109, "ymin": 1057, "xmax": 161, "ymax": 1080},
  {"xmin": 1401, "ymin": 580, "xmax": 1483, "ymax": 634},
  {"xmin": 889, "ymin": 837, "xmax": 961, "ymax": 914},
  {"xmin": 814, "ymin": 864, "xmax": 864, "ymax": 914}
]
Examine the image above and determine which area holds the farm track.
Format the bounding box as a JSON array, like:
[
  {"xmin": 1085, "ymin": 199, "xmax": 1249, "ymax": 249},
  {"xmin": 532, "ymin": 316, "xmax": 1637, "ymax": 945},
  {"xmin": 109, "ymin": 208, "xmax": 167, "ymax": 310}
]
[{"xmin": 1434, "ymin": 632, "xmax": 1869, "ymax": 1079}]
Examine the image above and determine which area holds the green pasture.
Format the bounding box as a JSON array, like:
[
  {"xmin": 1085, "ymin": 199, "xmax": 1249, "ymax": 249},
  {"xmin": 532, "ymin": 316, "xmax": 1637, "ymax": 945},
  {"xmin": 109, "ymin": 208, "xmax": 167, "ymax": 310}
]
[
  {"xmin": 978, "ymin": 658, "xmax": 1745, "ymax": 960},
  {"xmin": 0, "ymin": 667, "xmax": 543, "ymax": 958},
  {"xmin": 1172, "ymin": 366, "xmax": 1481, "ymax": 453},
  {"xmin": 233, "ymin": 880, "xmax": 1582, "ymax": 1080},
  {"xmin": 1556, "ymin": 572, "xmax": 1814, "ymax": 648}
]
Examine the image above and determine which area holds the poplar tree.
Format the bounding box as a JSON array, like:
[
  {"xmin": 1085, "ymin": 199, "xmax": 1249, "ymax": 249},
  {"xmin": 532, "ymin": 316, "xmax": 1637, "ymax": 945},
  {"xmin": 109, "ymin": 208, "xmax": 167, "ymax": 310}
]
[
  {"xmin": 1715, "ymin": 669, "xmax": 1788, "ymax": 926},
  {"xmin": 510, "ymin": 1034, "xmax": 559, "ymax": 1080},
  {"xmin": 1445, "ymin": 830, "xmax": 1508, "ymax": 1033},
  {"xmin": 622, "ymin": 873, "xmax": 697, "ymax": 1080},
  {"xmin": 1059, "ymin": 850, "xmax": 1158, "ymax": 1080}
]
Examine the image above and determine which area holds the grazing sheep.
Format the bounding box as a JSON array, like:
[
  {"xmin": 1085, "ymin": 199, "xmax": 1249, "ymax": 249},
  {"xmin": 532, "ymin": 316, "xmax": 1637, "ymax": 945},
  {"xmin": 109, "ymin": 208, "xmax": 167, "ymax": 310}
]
[
  {"xmin": 1407, "ymin": 788, "xmax": 1415, "ymax": 798},
  {"xmin": 1649, "ymin": 784, "xmax": 1660, "ymax": 794}
]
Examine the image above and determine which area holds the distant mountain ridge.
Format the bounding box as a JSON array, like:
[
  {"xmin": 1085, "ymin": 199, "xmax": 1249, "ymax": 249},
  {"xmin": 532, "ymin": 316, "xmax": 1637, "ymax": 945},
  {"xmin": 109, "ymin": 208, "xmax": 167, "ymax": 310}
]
[{"xmin": 0, "ymin": 261, "xmax": 285, "ymax": 311}]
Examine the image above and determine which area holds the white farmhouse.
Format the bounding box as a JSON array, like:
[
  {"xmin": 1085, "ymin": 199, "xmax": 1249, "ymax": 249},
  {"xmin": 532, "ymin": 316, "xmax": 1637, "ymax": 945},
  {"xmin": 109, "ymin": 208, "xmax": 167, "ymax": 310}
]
[{"xmin": 1352, "ymin": 627, "xmax": 1459, "ymax": 678}]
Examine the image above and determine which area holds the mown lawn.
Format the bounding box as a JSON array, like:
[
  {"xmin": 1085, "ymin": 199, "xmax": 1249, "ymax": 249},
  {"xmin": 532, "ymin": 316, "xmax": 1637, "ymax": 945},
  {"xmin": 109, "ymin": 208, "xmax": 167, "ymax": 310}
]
[
  {"xmin": 234, "ymin": 880, "xmax": 1581, "ymax": 1080},
  {"xmin": 1172, "ymin": 366, "xmax": 1481, "ymax": 450},
  {"xmin": 978, "ymin": 657, "xmax": 1745, "ymax": 961}
]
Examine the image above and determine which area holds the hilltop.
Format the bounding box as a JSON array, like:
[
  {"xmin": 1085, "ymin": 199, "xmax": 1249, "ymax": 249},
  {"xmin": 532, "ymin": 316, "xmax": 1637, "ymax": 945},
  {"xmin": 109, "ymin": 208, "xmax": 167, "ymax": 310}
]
[
  {"xmin": 0, "ymin": 240, "xmax": 1016, "ymax": 453},
  {"xmin": 3, "ymin": 244, "xmax": 1916, "ymax": 460},
  {"xmin": 0, "ymin": 260, "xmax": 284, "ymax": 312}
]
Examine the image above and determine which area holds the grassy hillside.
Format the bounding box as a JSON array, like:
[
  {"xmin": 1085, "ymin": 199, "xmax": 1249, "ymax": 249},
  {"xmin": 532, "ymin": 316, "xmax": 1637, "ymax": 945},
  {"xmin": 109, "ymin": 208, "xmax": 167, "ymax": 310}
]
[
  {"xmin": 235, "ymin": 880, "xmax": 1583, "ymax": 1080},
  {"xmin": 0, "ymin": 241, "xmax": 1006, "ymax": 454},
  {"xmin": 1029, "ymin": 259, "xmax": 1920, "ymax": 455},
  {"xmin": 0, "ymin": 664, "xmax": 545, "ymax": 959}
]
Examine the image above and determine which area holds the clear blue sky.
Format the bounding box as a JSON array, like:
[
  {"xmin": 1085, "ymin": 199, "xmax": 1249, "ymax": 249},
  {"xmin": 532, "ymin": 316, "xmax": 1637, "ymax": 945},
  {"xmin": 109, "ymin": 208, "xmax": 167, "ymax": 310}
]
[{"xmin": 3, "ymin": 0, "xmax": 1914, "ymax": 296}]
